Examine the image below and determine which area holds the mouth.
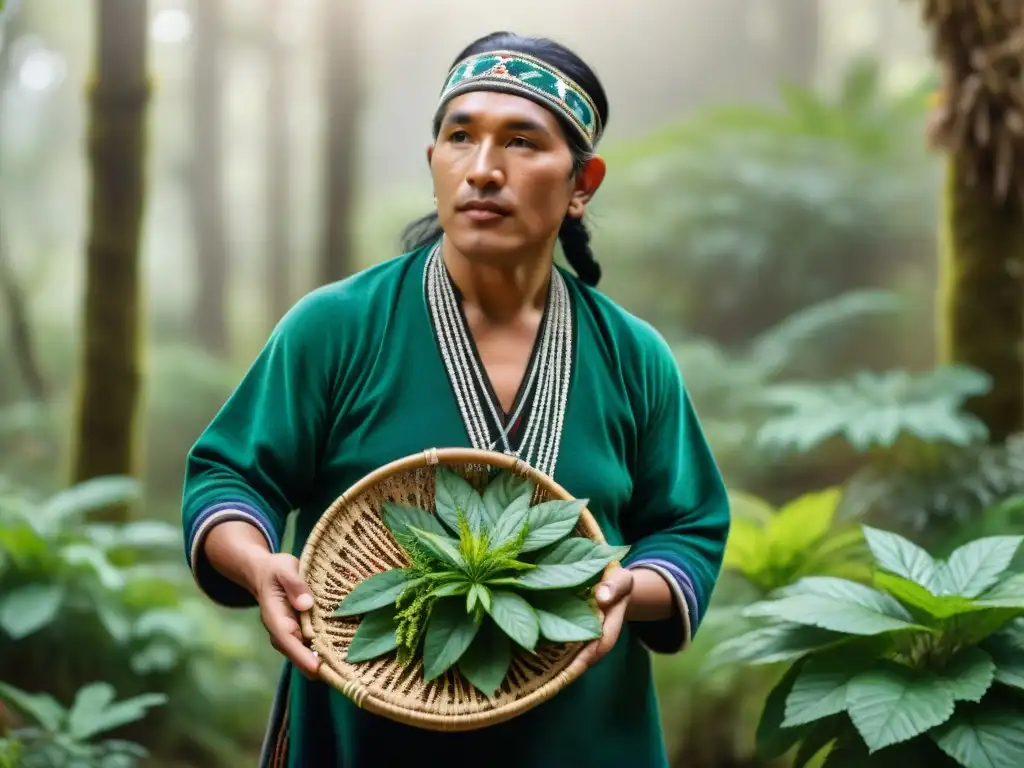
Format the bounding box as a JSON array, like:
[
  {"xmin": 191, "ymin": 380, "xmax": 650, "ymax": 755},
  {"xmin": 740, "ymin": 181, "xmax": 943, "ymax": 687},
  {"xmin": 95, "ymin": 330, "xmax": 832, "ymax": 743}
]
[{"xmin": 457, "ymin": 200, "xmax": 511, "ymax": 221}]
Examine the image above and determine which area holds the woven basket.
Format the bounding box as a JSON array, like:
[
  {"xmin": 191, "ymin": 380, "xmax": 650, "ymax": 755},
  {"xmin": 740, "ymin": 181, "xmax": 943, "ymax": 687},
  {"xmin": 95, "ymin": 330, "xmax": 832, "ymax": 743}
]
[{"xmin": 298, "ymin": 447, "xmax": 611, "ymax": 732}]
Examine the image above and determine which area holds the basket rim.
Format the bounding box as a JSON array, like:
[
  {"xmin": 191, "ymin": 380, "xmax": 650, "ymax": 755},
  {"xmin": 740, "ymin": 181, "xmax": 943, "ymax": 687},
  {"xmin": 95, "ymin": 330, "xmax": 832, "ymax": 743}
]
[{"xmin": 297, "ymin": 447, "xmax": 609, "ymax": 731}]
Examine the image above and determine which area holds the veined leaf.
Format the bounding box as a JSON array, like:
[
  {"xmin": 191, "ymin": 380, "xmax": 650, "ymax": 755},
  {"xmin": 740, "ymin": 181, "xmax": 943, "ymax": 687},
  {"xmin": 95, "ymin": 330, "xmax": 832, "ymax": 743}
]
[
  {"xmin": 984, "ymin": 632, "xmax": 1024, "ymax": 692},
  {"xmin": 435, "ymin": 468, "xmax": 488, "ymax": 535},
  {"xmin": 481, "ymin": 472, "xmax": 534, "ymax": 527},
  {"xmin": 422, "ymin": 598, "xmax": 482, "ymax": 680},
  {"xmin": 766, "ymin": 487, "xmax": 843, "ymax": 567},
  {"xmin": 931, "ymin": 703, "xmax": 1024, "ymax": 768},
  {"xmin": 381, "ymin": 502, "xmax": 448, "ymax": 541},
  {"xmin": 487, "ymin": 590, "xmax": 540, "ymax": 651},
  {"xmin": 65, "ymin": 683, "xmax": 167, "ymax": 741},
  {"xmin": 938, "ymin": 648, "xmax": 995, "ymax": 703},
  {"xmin": 704, "ymin": 623, "xmax": 850, "ymax": 669},
  {"xmin": 457, "ymin": 617, "xmax": 512, "ymax": 697},
  {"xmin": 976, "ymin": 573, "xmax": 1024, "ymax": 608},
  {"xmin": 874, "ymin": 571, "xmax": 976, "ymax": 619},
  {"xmin": 756, "ymin": 661, "xmax": 811, "ymax": 759},
  {"xmin": 490, "ymin": 506, "xmax": 529, "ymax": 548},
  {"xmin": 467, "ymin": 584, "xmax": 491, "ymax": 615},
  {"xmin": 405, "ymin": 526, "xmax": 467, "ymax": 571},
  {"xmin": 528, "ymin": 591, "xmax": 603, "ymax": 642},
  {"xmin": 430, "ymin": 581, "xmax": 471, "ymax": 598},
  {"xmin": 520, "ymin": 499, "xmax": 588, "ymax": 553},
  {"xmin": 783, "ymin": 652, "xmax": 870, "ymax": 728},
  {"xmin": 515, "ymin": 539, "xmax": 629, "ymax": 590},
  {"xmin": 777, "ymin": 577, "xmax": 916, "ymax": 622},
  {"xmin": 845, "ymin": 664, "xmax": 955, "ymax": 752},
  {"xmin": 346, "ymin": 607, "xmax": 400, "ymax": 663},
  {"xmin": 722, "ymin": 518, "xmax": 767, "ymax": 577},
  {"xmin": 0, "ymin": 583, "xmax": 65, "ymax": 640},
  {"xmin": 743, "ymin": 594, "xmax": 928, "ymax": 636},
  {"xmin": 862, "ymin": 526, "xmax": 940, "ymax": 592},
  {"xmin": 334, "ymin": 569, "xmax": 423, "ymax": 617},
  {"xmin": 943, "ymin": 536, "xmax": 1023, "ymax": 598},
  {"xmin": 0, "ymin": 682, "xmax": 65, "ymax": 732}
]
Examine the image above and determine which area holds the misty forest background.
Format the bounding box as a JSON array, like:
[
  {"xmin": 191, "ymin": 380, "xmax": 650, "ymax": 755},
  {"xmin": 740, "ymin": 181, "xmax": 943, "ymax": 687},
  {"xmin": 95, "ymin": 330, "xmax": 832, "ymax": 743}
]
[{"xmin": 2, "ymin": 0, "xmax": 1024, "ymax": 766}]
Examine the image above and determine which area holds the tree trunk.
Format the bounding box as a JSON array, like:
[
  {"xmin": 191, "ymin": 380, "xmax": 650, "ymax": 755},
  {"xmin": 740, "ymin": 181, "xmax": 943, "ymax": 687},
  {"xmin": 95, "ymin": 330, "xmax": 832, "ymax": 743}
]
[
  {"xmin": 191, "ymin": 0, "xmax": 229, "ymax": 354},
  {"xmin": 938, "ymin": 153, "xmax": 1024, "ymax": 441},
  {"xmin": 266, "ymin": 0, "xmax": 291, "ymax": 323},
  {"xmin": 70, "ymin": 0, "xmax": 150, "ymax": 520},
  {"xmin": 318, "ymin": 0, "xmax": 361, "ymax": 285}
]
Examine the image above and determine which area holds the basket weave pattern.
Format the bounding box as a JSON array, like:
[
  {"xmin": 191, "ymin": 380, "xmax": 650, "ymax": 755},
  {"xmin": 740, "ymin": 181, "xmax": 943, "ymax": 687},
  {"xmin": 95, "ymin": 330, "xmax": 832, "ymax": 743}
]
[{"xmin": 298, "ymin": 448, "xmax": 607, "ymax": 731}]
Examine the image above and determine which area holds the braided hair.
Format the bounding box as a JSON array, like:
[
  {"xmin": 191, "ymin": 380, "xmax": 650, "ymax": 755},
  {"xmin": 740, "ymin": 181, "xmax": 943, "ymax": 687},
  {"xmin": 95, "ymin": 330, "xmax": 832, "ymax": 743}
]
[{"xmin": 400, "ymin": 32, "xmax": 609, "ymax": 287}]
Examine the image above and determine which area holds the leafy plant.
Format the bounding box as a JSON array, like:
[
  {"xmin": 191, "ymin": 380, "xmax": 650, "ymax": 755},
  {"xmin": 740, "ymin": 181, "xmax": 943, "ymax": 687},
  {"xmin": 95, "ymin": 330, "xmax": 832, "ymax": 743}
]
[
  {"xmin": 0, "ymin": 680, "xmax": 165, "ymax": 767},
  {"xmin": 756, "ymin": 365, "xmax": 991, "ymax": 454},
  {"xmin": 723, "ymin": 487, "xmax": 870, "ymax": 594},
  {"xmin": 334, "ymin": 468, "xmax": 628, "ymax": 696},
  {"xmin": 709, "ymin": 526, "xmax": 1024, "ymax": 765}
]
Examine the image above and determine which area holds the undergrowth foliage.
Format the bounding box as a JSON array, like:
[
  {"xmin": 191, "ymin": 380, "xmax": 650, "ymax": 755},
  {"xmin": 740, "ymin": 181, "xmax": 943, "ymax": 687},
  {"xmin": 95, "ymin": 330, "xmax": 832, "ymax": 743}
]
[
  {"xmin": 708, "ymin": 526, "xmax": 1024, "ymax": 766},
  {"xmin": 334, "ymin": 468, "xmax": 628, "ymax": 696}
]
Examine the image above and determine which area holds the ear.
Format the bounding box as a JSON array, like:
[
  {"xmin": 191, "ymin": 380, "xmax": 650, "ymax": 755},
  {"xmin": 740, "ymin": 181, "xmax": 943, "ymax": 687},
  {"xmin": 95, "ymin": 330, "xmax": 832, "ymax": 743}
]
[
  {"xmin": 567, "ymin": 155, "xmax": 606, "ymax": 218},
  {"xmin": 426, "ymin": 144, "xmax": 435, "ymax": 165}
]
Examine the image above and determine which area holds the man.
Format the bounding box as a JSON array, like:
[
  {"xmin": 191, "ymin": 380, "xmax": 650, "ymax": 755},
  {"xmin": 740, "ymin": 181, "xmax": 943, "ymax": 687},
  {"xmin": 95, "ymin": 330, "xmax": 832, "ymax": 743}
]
[{"xmin": 182, "ymin": 31, "xmax": 730, "ymax": 768}]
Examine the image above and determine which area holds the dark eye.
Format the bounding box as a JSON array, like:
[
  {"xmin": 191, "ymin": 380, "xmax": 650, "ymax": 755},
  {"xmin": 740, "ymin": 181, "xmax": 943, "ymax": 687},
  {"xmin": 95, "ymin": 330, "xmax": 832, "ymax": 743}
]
[
  {"xmin": 449, "ymin": 130, "xmax": 470, "ymax": 143},
  {"xmin": 509, "ymin": 137, "xmax": 536, "ymax": 148}
]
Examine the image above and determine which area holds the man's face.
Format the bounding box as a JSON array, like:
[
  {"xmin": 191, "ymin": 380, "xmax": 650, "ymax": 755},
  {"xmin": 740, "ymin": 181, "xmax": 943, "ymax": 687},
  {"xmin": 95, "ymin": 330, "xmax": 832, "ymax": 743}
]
[{"xmin": 429, "ymin": 91, "xmax": 578, "ymax": 264}]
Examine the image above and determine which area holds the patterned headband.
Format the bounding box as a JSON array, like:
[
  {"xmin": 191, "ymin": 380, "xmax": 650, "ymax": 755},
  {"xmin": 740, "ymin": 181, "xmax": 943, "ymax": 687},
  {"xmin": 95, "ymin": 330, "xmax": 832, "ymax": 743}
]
[{"xmin": 436, "ymin": 50, "xmax": 603, "ymax": 148}]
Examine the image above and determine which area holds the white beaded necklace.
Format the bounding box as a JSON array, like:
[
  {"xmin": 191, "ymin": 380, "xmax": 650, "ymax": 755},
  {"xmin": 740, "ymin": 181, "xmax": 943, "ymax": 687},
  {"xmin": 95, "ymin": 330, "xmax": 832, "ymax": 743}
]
[{"xmin": 423, "ymin": 243, "xmax": 572, "ymax": 478}]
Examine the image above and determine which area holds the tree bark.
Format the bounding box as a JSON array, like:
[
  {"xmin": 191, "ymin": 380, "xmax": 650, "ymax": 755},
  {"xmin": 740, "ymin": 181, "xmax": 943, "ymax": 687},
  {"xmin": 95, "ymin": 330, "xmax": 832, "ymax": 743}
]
[
  {"xmin": 938, "ymin": 154, "xmax": 1024, "ymax": 441},
  {"xmin": 266, "ymin": 0, "xmax": 291, "ymax": 323},
  {"xmin": 191, "ymin": 0, "xmax": 229, "ymax": 354},
  {"xmin": 69, "ymin": 0, "xmax": 150, "ymax": 519},
  {"xmin": 318, "ymin": 0, "xmax": 361, "ymax": 285}
]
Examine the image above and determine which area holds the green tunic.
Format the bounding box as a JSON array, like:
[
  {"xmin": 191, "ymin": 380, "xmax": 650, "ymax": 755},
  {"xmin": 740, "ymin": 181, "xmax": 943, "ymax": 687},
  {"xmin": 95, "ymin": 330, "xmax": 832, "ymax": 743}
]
[{"xmin": 181, "ymin": 243, "xmax": 730, "ymax": 767}]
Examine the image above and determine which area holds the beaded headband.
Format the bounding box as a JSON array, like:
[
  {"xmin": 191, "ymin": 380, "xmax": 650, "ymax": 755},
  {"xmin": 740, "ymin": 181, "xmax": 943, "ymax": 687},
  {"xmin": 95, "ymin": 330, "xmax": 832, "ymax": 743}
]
[{"xmin": 436, "ymin": 50, "xmax": 603, "ymax": 148}]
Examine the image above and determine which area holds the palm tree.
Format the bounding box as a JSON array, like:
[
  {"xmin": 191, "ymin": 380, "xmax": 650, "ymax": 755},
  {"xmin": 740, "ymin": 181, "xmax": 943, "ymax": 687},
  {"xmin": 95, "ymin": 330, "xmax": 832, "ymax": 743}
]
[
  {"xmin": 921, "ymin": 1, "xmax": 1024, "ymax": 441},
  {"xmin": 69, "ymin": 0, "xmax": 150, "ymax": 520}
]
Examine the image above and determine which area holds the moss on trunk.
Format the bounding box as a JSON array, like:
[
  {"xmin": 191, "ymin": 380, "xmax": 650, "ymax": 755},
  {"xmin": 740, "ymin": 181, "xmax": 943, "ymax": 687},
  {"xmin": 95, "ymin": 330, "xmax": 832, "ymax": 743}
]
[
  {"xmin": 938, "ymin": 153, "xmax": 1024, "ymax": 441},
  {"xmin": 69, "ymin": 0, "xmax": 150, "ymax": 521}
]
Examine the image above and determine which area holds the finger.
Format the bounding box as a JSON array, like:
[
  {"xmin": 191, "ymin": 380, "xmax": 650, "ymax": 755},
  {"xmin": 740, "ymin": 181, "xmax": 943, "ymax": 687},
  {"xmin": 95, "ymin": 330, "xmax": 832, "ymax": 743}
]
[
  {"xmin": 595, "ymin": 567, "xmax": 633, "ymax": 608},
  {"xmin": 595, "ymin": 600, "xmax": 627, "ymax": 659},
  {"xmin": 276, "ymin": 556, "xmax": 314, "ymax": 612},
  {"xmin": 266, "ymin": 613, "xmax": 320, "ymax": 678}
]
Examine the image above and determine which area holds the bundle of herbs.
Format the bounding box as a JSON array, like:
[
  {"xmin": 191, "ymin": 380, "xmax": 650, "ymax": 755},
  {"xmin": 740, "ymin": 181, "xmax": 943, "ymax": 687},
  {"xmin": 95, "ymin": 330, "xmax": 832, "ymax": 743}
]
[{"xmin": 333, "ymin": 468, "xmax": 629, "ymax": 697}]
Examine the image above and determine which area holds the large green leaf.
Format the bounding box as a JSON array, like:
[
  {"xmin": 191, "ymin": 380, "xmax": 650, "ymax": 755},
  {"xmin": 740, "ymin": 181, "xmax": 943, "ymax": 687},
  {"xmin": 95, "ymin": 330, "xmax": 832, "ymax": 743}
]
[
  {"xmin": 0, "ymin": 583, "xmax": 65, "ymax": 639},
  {"xmin": 874, "ymin": 572, "xmax": 976, "ymax": 619},
  {"xmin": 743, "ymin": 594, "xmax": 926, "ymax": 637},
  {"xmin": 845, "ymin": 664, "xmax": 956, "ymax": 752},
  {"xmin": 756, "ymin": 661, "xmax": 810, "ymax": 759},
  {"xmin": 457, "ymin": 617, "xmax": 513, "ymax": 697},
  {"xmin": 66, "ymin": 682, "xmax": 167, "ymax": 741},
  {"xmin": 381, "ymin": 502, "xmax": 448, "ymax": 541},
  {"xmin": 37, "ymin": 476, "xmax": 141, "ymax": 532},
  {"xmin": 405, "ymin": 526, "xmax": 467, "ymax": 571},
  {"xmin": 984, "ymin": 631, "xmax": 1024, "ymax": 692},
  {"xmin": 704, "ymin": 623, "xmax": 849, "ymax": 669},
  {"xmin": 422, "ymin": 598, "xmax": 482, "ymax": 681},
  {"xmin": 334, "ymin": 569, "xmax": 423, "ymax": 617},
  {"xmin": 766, "ymin": 488, "xmax": 842, "ymax": 565},
  {"xmin": 778, "ymin": 577, "xmax": 915, "ymax": 622},
  {"xmin": 514, "ymin": 539, "xmax": 629, "ymax": 590},
  {"xmin": 943, "ymin": 536, "xmax": 1023, "ymax": 597},
  {"xmin": 0, "ymin": 682, "xmax": 65, "ymax": 731},
  {"xmin": 520, "ymin": 499, "xmax": 587, "ymax": 553},
  {"xmin": 931, "ymin": 703, "xmax": 1024, "ymax": 768},
  {"xmin": 784, "ymin": 652, "xmax": 870, "ymax": 727},
  {"xmin": 481, "ymin": 472, "xmax": 534, "ymax": 526},
  {"xmin": 346, "ymin": 607, "xmax": 400, "ymax": 663},
  {"xmin": 486, "ymin": 590, "xmax": 540, "ymax": 651},
  {"xmin": 862, "ymin": 526, "xmax": 940, "ymax": 592},
  {"xmin": 975, "ymin": 573, "xmax": 1024, "ymax": 609},
  {"xmin": 490, "ymin": 506, "xmax": 529, "ymax": 549},
  {"xmin": 939, "ymin": 648, "xmax": 995, "ymax": 703},
  {"xmin": 435, "ymin": 468, "xmax": 488, "ymax": 535},
  {"xmin": 528, "ymin": 591, "xmax": 603, "ymax": 642}
]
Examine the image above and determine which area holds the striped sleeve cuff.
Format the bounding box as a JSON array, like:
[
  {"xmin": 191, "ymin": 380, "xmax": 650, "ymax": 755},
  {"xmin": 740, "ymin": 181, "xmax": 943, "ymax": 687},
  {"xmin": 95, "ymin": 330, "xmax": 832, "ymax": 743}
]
[
  {"xmin": 187, "ymin": 501, "xmax": 280, "ymax": 608},
  {"xmin": 627, "ymin": 557, "xmax": 697, "ymax": 654}
]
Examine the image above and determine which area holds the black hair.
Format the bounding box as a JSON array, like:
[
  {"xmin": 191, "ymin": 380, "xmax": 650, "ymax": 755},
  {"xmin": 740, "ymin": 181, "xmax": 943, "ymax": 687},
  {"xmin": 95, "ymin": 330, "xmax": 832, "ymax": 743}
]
[{"xmin": 399, "ymin": 31, "xmax": 609, "ymax": 287}]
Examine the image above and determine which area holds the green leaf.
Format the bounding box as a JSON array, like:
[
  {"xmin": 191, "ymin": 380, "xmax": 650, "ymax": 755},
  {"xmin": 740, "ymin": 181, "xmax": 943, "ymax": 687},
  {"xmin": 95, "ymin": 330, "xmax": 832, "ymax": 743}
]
[
  {"xmin": 435, "ymin": 468, "xmax": 488, "ymax": 534},
  {"xmin": 0, "ymin": 682, "xmax": 65, "ymax": 731},
  {"xmin": 38, "ymin": 476, "xmax": 141, "ymax": 531},
  {"xmin": 705, "ymin": 623, "xmax": 850, "ymax": 669},
  {"xmin": 334, "ymin": 569, "xmax": 423, "ymax": 617},
  {"xmin": 874, "ymin": 572, "xmax": 977, "ymax": 619},
  {"xmin": 756, "ymin": 662, "xmax": 811, "ymax": 759},
  {"xmin": 422, "ymin": 598, "xmax": 482, "ymax": 680},
  {"xmin": 430, "ymin": 581, "xmax": 471, "ymax": 598},
  {"xmin": 939, "ymin": 648, "xmax": 995, "ymax": 703},
  {"xmin": 0, "ymin": 583, "xmax": 65, "ymax": 639},
  {"xmin": 793, "ymin": 718, "xmax": 846, "ymax": 768},
  {"xmin": 862, "ymin": 526, "xmax": 941, "ymax": 592},
  {"xmin": 931, "ymin": 703, "xmax": 1024, "ymax": 768},
  {"xmin": 468, "ymin": 583, "xmax": 491, "ymax": 614},
  {"xmin": 778, "ymin": 577, "xmax": 916, "ymax": 622},
  {"xmin": 984, "ymin": 631, "xmax": 1024, "ymax": 692},
  {"xmin": 976, "ymin": 573, "xmax": 1024, "ymax": 608},
  {"xmin": 743, "ymin": 594, "xmax": 926, "ymax": 637},
  {"xmin": 528, "ymin": 591, "xmax": 603, "ymax": 642},
  {"xmin": 845, "ymin": 664, "xmax": 956, "ymax": 752},
  {"xmin": 346, "ymin": 607, "xmax": 400, "ymax": 663},
  {"xmin": 783, "ymin": 652, "xmax": 867, "ymax": 727},
  {"xmin": 381, "ymin": 502, "xmax": 448, "ymax": 540},
  {"xmin": 766, "ymin": 488, "xmax": 842, "ymax": 563},
  {"xmin": 66, "ymin": 683, "xmax": 167, "ymax": 741},
  {"xmin": 944, "ymin": 536, "xmax": 1023, "ymax": 598},
  {"xmin": 515, "ymin": 539, "xmax": 629, "ymax": 590},
  {"xmin": 481, "ymin": 472, "xmax": 534, "ymax": 526},
  {"xmin": 490, "ymin": 506, "xmax": 529, "ymax": 548},
  {"xmin": 457, "ymin": 617, "xmax": 513, "ymax": 697},
  {"xmin": 519, "ymin": 499, "xmax": 588, "ymax": 553},
  {"xmin": 487, "ymin": 590, "xmax": 540, "ymax": 651},
  {"xmin": 405, "ymin": 526, "xmax": 467, "ymax": 571}
]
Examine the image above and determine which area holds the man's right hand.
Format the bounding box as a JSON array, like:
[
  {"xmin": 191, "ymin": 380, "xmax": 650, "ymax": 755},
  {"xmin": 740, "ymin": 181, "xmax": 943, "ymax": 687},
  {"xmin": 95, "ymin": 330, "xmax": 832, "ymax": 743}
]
[{"xmin": 252, "ymin": 552, "xmax": 322, "ymax": 679}]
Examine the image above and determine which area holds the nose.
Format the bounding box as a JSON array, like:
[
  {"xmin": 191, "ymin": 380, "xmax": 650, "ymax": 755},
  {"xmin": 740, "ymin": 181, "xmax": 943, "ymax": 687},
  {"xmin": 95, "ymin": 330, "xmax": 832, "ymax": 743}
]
[{"xmin": 465, "ymin": 142, "xmax": 505, "ymax": 190}]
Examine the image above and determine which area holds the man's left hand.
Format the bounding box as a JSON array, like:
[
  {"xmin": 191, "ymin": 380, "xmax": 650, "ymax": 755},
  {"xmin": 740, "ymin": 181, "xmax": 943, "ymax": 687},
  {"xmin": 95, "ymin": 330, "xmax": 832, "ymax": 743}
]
[{"xmin": 578, "ymin": 566, "xmax": 634, "ymax": 668}]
